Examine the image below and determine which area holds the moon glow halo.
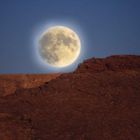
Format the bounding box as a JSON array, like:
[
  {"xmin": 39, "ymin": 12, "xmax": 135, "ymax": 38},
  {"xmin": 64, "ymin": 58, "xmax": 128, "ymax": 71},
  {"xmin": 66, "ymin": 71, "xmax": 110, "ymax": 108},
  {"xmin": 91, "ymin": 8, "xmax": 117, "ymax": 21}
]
[{"xmin": 38, "ymin": 26, "xmax": 81, "ymax": 68}]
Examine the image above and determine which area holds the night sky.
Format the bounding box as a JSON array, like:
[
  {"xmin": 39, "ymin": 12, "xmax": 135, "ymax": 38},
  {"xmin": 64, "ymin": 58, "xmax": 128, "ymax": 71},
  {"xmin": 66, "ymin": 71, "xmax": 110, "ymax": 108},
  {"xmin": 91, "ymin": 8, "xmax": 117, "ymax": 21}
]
[{"xmin": 0, "ymin": 0, "xmax": 140, "ymax": 73}]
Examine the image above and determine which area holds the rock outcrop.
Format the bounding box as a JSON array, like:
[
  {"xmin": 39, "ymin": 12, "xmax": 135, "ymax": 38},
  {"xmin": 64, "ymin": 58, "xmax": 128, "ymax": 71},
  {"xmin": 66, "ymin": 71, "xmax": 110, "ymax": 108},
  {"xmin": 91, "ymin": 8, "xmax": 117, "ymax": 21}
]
[
  {"xmin": 0, "ymin": 55, "xmax": 140, "ymax": 140},
  {"xmin": 0, "ymin": 74, "xmax": 60, "ymax": 96}
]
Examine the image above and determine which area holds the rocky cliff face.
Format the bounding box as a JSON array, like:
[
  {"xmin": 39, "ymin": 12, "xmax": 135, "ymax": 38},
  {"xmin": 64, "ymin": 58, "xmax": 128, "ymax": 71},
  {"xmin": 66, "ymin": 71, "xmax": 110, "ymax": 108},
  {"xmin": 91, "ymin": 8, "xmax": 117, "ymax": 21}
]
[
  {"xmin": 0, "ymin": 74, "xmax": 60, "ymax": 96},
  {"xmin": 75, "ymin": 55, "xmax": 140, "ymax": 73},
  {"xmin": 0, "ymin": 55, "xmax": 140, "ymax": 140}
]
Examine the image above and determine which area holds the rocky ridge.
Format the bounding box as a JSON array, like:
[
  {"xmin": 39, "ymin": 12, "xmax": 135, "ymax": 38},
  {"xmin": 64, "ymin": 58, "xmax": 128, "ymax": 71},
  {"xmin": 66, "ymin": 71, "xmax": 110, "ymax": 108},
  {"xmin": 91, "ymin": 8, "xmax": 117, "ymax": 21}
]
[{"xmin": 0, "ymin": 55, "xmax": 140, "ymax": 140}]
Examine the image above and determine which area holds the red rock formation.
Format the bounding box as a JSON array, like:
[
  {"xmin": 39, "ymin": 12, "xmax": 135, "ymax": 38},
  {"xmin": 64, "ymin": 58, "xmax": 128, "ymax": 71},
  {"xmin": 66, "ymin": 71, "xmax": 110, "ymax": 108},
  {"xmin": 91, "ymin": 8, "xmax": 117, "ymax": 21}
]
[
  {"xmin": 0, "ymin": 74, "xmax": 60, "ymax": 96},
  {"xmin": 0, "ymin": 55, "xmax": 140, "ymax": 140}
]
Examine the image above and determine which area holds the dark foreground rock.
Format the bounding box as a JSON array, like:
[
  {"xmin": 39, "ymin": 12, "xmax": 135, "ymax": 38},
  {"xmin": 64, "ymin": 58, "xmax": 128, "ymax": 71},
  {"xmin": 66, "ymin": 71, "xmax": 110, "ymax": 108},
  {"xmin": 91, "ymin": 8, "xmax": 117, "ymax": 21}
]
[{"xmin": 0, "ymin": 55, "xmax": 140, "ymax": 140}]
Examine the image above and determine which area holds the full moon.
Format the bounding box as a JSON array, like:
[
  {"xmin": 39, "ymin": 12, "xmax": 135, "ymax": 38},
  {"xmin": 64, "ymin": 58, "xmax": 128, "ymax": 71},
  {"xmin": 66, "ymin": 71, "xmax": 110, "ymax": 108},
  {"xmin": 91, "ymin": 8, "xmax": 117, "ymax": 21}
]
[{"xmin": 38, "ymin": 26, "xmax": 81, "ymax": 67}]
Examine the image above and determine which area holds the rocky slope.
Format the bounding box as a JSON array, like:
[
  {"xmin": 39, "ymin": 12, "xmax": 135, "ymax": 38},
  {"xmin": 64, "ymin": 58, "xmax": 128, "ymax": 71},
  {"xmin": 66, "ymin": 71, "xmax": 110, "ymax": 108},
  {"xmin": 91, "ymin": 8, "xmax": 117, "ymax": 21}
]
[
  {"xmin": 0, "ymin": 55, "xmax": 140, "ymax": 140},
  {"xmin": 0, "ymin": 74, "xmax": 60, "ymax": 96}
]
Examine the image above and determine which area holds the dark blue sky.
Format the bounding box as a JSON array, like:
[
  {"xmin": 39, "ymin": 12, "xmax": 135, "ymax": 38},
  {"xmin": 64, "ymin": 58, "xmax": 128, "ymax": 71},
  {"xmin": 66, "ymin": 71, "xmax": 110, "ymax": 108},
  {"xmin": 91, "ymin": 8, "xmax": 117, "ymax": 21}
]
[{"xmin": 0, "ymin": 0, "xmax": 140, "ymax": 73}]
